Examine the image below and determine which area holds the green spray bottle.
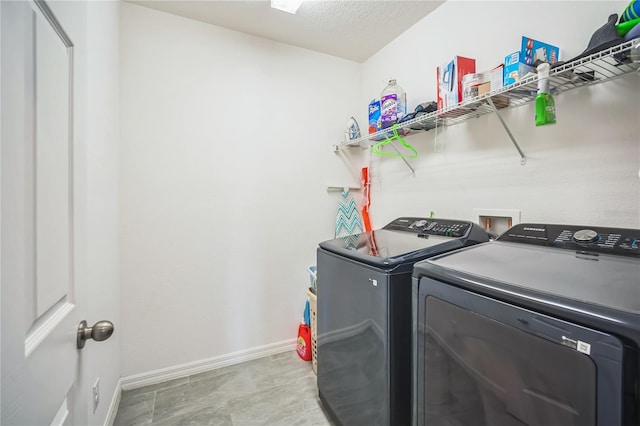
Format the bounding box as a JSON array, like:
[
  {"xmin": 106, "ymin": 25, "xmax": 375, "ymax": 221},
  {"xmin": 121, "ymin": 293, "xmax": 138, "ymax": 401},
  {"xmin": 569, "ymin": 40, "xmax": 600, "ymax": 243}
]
[{"xmin": 535, "ymin": 63, "xmax": 556, "ymax": 126}]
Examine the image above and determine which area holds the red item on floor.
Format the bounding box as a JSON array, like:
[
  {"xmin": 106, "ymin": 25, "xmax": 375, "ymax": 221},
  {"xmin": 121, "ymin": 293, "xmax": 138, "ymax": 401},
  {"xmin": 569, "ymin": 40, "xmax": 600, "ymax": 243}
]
[{"xmin": 297, "ymin": 324, "xmax": 312, "ymax": 361}]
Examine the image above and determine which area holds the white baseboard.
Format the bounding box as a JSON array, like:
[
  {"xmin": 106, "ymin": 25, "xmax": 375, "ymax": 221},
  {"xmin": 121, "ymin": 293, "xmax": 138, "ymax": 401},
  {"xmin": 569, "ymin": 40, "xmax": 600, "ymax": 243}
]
[
  {"xmin": 104, "ymin": 378, "xmax": 122, "ymax": 426},
  {"xmin": 120, "ymin": 338, "xmax": 296, "ymax": 391}
]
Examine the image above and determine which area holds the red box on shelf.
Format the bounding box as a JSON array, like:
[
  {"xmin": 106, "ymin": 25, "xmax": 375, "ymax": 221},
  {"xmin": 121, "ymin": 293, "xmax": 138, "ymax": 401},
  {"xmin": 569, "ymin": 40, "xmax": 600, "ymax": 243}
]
[{"xmin": 437, "ymin": 56, "xmax": 476, "ymax": 111}]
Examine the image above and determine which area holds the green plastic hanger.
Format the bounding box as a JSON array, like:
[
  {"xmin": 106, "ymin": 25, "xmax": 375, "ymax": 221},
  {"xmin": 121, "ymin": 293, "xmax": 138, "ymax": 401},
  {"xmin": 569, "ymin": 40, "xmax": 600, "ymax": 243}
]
[{"xmin": 371, "ymin": 124, "xmax": 418, "ymax": 158}]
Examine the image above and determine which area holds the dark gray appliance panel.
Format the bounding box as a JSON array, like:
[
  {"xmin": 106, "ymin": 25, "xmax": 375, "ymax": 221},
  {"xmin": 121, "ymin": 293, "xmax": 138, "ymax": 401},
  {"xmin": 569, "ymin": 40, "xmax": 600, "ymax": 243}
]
[
  {"xmin": 427, "ymin": 242, "xmax": 640, "ymax": 315},
  {"xmin": 413, "ymin": 276, "xmax": 624, "ymax": 426},
  {"xmin": 319, "ymin": 229, "xmax": 465, "ymax": 268},
  {"xmin": 317, "ymin": 217, "xmax": 489, "ymax": 426},
  {"xmin": 317, "ymin": 248, "xmax": 391, "ymax": 426}
]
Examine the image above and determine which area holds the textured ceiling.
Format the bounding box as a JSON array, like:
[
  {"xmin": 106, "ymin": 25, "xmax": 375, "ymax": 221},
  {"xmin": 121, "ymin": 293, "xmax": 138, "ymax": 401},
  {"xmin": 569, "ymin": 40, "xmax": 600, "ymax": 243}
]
[{"xmin": 127, "ymin": 1, "xmax": 445, "ymax": 63}]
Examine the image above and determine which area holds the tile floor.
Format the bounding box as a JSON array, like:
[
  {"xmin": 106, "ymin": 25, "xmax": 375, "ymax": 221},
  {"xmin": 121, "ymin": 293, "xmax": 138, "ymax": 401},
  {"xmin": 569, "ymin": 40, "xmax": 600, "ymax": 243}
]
[{"xmin": 114, "ymin": 351, "xmax": 333, "ymax": 426}]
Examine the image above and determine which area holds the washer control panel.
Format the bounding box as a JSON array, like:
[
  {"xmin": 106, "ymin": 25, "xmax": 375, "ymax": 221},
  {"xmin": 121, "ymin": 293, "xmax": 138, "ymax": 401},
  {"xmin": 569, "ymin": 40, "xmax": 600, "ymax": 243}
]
[
  {"xmin": 384, "ymin": 217, "xmax": 471, "ymax": 237},
  {"xmin": 498, "ymin": 223, "xmax": 640, "ymax": 257}
]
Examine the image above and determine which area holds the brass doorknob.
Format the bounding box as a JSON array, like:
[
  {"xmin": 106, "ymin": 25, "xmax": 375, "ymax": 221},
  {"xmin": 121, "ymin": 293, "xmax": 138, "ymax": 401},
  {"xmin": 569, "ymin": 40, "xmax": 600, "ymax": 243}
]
[{"xmin": 77, "ymin": 320, "xmax": 114, "ymax": 349}]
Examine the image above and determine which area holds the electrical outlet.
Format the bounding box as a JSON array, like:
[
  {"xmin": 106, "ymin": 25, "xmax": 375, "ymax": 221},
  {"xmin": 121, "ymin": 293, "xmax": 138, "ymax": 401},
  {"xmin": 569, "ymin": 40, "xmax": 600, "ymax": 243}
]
[{"xmin": 92, "ymin": 378, "xmax": 100, "ymax": 414}]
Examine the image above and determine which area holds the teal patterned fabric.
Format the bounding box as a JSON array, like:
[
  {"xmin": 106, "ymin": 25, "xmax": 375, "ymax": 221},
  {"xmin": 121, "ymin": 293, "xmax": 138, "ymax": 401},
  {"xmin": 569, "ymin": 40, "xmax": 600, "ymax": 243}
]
[{"xmin": 335, "ymin": 190, "xmax": 364, "ymax": 248}]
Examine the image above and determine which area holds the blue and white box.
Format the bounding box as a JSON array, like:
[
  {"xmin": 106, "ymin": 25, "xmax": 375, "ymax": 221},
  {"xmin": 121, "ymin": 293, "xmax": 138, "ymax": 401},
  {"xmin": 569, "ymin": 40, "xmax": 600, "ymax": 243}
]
[
  {"xmin": 521, "ymin": 36, "xmax": 560, "ymax": 66},
  {"xmin": 504, "ymin": 52, "xmax": 534, "ymax": 86}
]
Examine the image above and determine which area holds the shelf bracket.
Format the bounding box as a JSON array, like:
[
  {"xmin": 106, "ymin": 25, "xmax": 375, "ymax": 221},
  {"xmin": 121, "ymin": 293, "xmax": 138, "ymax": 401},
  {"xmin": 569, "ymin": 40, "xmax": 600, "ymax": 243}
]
[
  {"xmin": 487, "ymin": 97, "xmax": 527, "ymax": 165},
  {"xmin": 387, "ymin": 140, "xmax": 416, "ymax": 176}
]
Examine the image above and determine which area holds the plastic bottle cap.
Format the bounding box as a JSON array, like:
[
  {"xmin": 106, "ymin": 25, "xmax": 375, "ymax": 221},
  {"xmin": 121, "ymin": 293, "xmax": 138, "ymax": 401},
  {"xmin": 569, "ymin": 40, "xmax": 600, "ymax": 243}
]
[
  {"xmin": 536, "ymin": 63, "xmax": 550, "ymax": 94},
  {"xmin": 537, "ymin": 62, "xmax": 550, "ymax": 78}
]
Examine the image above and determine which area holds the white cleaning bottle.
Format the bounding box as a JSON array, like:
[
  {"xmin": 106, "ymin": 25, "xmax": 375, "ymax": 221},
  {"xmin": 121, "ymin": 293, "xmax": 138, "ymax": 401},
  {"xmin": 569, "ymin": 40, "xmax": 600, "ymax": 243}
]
[{"xmin": 535, "ymin": 63, "xmax": 556, "ymax": 126}]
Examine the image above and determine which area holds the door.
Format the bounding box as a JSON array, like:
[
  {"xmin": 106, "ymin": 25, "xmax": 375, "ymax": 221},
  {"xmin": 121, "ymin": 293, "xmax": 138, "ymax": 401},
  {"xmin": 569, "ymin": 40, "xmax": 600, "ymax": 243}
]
[{"xmin": 2, "ymin": 1, "xmax": 82, "ymax": 424}]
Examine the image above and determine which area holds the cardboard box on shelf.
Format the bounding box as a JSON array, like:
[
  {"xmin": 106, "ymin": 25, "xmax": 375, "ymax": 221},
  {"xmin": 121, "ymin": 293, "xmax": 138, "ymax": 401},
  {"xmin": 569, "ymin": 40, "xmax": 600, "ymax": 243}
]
[
  {"xmin": 490, "ymin": 64, "xmax": 504, "ymax": 91},
  {"xmin": 478, "ymin": 82, "xmax": 491, "ymax": 96},
  {"xmin": 437, "ymin": 56, "xmax": 476, "ymax": 110},
  {"xmin": 521, "ymin": 36, "xmax": 560, "ymax": 66},
  {"xmin": 504, "ymin": 52, "xmax": 534, "ymax": 86},
  {"xmin": 462, "ymin": 72, "xmax": 488, "ymax": 102},
  {"xmin": 504, "ymin": 38, "xmax": 559, "ymax": 87},
  {"xmin": 477, "ymin": 83, "xmax": 509, "ymax": 109}
]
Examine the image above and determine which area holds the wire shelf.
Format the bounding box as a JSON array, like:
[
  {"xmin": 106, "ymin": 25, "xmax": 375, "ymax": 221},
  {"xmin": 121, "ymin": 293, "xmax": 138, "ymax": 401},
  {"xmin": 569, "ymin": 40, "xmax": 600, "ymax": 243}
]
[{"xmin": 341, "ymin": 39, "xmax": 640, "ymax": 149}]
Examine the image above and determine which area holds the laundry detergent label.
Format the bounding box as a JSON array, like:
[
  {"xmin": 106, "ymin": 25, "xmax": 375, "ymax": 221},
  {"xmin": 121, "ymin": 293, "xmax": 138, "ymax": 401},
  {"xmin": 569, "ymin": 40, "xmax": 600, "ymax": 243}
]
[
  {"xmin": 296, "ymin": 324, "xmax": 312, "ymax": 361},
  {"xmin": 381, "ymin": 94, "xmax": 398, "ymax": 127},
  {"xmin": 297, "ymin": 337, "xmax": 307, "ymax": 356},
  {"xmin": 368, "ymin": 99, "xmax": 381, "ymax": 134}
]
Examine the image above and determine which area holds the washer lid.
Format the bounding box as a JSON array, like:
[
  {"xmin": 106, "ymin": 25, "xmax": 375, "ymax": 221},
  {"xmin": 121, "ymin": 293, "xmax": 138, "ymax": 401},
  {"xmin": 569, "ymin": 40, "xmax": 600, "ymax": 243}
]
[
  {"xmin": 319, "ymin": 229, "xmax": 466, "ymax": 267},
  {"xmin": 417, "ymin": 241, "xmax": 640, "ymax": 315}
]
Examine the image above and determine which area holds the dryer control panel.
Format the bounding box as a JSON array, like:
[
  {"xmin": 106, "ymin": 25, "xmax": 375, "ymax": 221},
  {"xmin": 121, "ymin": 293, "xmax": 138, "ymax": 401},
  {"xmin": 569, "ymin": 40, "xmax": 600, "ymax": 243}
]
[
  {"xmin": 498, "ymin": 223, "xmax": 640, "ymax": 257},
  {"xmin": 384, "ymin": 217, "xmax": 471, "ymax": 237}
]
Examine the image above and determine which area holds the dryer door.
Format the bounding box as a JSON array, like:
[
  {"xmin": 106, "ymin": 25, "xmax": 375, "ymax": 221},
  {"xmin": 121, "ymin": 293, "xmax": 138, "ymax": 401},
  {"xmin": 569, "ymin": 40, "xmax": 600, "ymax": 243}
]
[{"xmin": 414, "ymin": 277, "xmax": 624, "ymax": 426}]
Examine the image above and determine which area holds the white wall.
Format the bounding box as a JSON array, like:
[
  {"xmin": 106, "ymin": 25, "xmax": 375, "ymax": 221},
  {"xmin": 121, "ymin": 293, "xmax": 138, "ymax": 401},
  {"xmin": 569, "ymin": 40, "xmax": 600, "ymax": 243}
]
[
  {"xmin": 82, "ymin": 1, "xmax": 121, "ymax": 424},
  {"xmin": 119, "ymin": 2, "xmax": 360, "ymax": 377},
  {"xmin": 359, "ymin": 1, "xmax": 640, "ymax": 229},
  {"xmin": 119, "ymin": 0, "xmax": 639, "ymax": 379}
]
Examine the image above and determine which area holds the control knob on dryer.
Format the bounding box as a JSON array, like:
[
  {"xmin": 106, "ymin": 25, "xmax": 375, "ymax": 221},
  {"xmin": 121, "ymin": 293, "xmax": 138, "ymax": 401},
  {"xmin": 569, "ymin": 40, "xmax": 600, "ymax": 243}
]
[
  {"xmin": 412, "ymin": 220, "xmax": 428, "ymax": 228},
  {"xmin": 573, "ymin": 229, "xmax": 599, "ymax": 243}
]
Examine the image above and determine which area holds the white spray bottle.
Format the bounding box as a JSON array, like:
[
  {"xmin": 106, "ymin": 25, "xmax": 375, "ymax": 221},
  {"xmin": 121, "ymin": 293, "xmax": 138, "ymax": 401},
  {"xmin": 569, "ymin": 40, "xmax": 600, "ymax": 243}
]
[{"xmin": 535, "ymin": 63, "xmax": 556, "ymax": 126}]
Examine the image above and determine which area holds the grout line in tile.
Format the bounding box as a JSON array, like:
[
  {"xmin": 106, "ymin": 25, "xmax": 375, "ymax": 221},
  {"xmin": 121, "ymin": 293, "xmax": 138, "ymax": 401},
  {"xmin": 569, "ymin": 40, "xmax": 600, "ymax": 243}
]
[{"xmin": 119, "ymin": 354, "xmax": 324, "ymax": 425}]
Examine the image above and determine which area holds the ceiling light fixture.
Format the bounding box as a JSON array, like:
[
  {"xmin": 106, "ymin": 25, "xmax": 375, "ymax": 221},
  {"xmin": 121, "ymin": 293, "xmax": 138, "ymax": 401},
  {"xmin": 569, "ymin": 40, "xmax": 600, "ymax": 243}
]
[{"xmin": 271, "ymin": 0, "xmax": 304, "ymax": 14}]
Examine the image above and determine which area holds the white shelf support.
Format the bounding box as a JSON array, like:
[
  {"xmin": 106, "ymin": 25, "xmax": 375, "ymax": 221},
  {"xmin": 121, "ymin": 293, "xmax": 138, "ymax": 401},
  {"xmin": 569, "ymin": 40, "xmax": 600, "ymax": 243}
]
[{"xmin": 487, "ymin": 97, "xmax": 527, "ymax": 165}]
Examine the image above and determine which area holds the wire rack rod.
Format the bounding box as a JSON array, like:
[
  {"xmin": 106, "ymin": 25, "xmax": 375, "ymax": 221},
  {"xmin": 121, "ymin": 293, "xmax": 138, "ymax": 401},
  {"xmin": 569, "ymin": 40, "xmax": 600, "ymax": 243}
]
[{"xmin": 340, "ymin": 40, "xmax": 640, "ymax": 149}]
